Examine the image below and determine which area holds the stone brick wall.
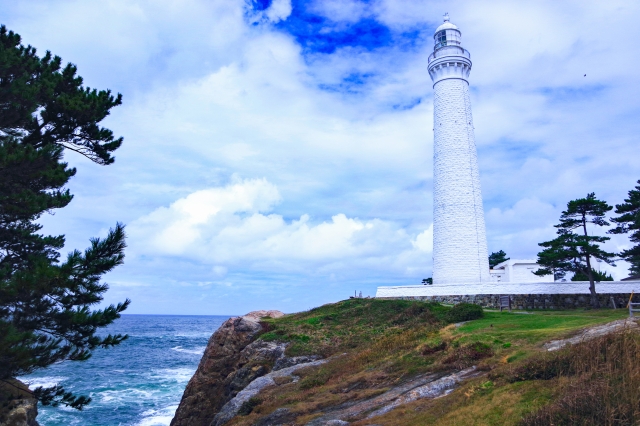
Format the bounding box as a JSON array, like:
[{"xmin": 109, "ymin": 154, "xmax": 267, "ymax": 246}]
[
  {"xmin": 431, "ymin": 73, "xmax": 489, "ymax": 284},
  {"xmin": 379, "ymin": 293, "xmax": 632, "ymax": 310}
]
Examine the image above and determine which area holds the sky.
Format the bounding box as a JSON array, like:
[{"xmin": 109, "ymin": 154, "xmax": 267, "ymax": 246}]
[{"xmin": 2, "ymin": 0, "xmax": 640, "ymax": 315}]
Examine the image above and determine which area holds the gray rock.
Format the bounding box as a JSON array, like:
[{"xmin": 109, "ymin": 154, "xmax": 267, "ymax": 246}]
[
  {"xmin": 223, "ymin": 341, "xmax": 288, "ymax": 399},
  {"xmin": 0, "ymin": 379, "xmax": 39, "ymax": 426},
  {"xmin": 544, "ymin": 318, "xmax": 639, "ymax": 351},
  {"xmin": 171, "ymin": 310, "xmax": 284, "ymax": 426},
  {"xmin": 238, "ymin": 340, "xmax": 287, "ymax": 366},
  {"xmin": 0, "ymin": 398, "xmax": 38, "ymax": 426},
  {"xmin": 254, "ymin": 408, "xmax": 294, "ymax": 426},
  {"xmin": 305, "ymin": 367, "xmax": 481, "ymax": 425},
  {"xmin": 225, "ymin": 364, "xmax": 268, "ymax": 398},
  {"xmin": 211, "ymin": 358, "xmax": 327, "ymax": 426},
  {"xmin": 273, "ymin": 355, "xmax": 322, "ymax": 371},
  {"xmin": 366, "ymin": 367, "xmax": 479, "ymax": 418}
]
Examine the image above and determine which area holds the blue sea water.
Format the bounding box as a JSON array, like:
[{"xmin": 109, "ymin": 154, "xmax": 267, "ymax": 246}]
[{"xmin": 21, "ymin": 315, "xmax": 231, "ymax": 426}]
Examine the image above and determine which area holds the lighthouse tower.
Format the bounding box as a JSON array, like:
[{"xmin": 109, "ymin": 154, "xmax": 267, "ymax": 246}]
[{"xmin": 428, "ymin": 14, "xmax": 490, "ymax": 285}]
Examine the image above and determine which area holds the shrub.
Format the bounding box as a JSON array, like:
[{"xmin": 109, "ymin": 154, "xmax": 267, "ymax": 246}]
[
  {"xmin": 508, "ymin": 354, "xmax": 573, "ymax": 382},
  {"xmin": 421, "ymin": 339, "xmax": 447, "ymax": 355},
  {"xmin": 445, "ymin": 303, "xmax": 484, "ymax": 323},
  {"xmin": 298, "ymin": 377, "xmax": 326, "ymax": 390},
  {"xmin": 238, "ymin": 397, "xmax": 262, "ymax": 416},
  {"xmin": 260, "ymin": 332, "xmax": 280, "ymax": 341},
  {"xmin": 514, "ymin": 331, "xmax": 640, "ymax": 425},
  {"xmin": 443, "ymin": 341, "xmax": 493, "ymax": 369},
  {"xmin": 298, "ymin": 368, "xmax": 331, "ymax": 390},
  {"xmin": 289, "ymin": 333, "xmax": 310, "ymax": 343}
]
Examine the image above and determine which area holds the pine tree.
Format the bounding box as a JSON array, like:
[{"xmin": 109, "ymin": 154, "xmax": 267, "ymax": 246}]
[
  {"xmin": 534, "ymin": 193, "xmax": 616, "ymax": 308},
  {"xmin": 0, "ymin": 25, "xmax": 129, "ymax": 409},
  {"xmin": 609, "ymin": 180, "xmax": 640, "ymax": 277},
  {"xmin": 571, "ymin": 268, "xmax": 613, "ymax": 282},
  {"xmin": 488, "ymin": 250, "xmax": 509, "ymax": 268}
]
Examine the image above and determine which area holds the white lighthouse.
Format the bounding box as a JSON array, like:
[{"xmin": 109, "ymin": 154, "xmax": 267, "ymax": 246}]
[
  {"xmin": 428, "ymin": 14, "xmax": 490, "ymax": 285},
  {"xmin": 375, "ymin": 15, "xmax": 635, "ymax": 301}
]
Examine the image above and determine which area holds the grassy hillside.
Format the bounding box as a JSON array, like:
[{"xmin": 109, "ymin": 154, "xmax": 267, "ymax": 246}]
[{"xmin": 229, "ymin": 299, "xmax": 635, "ymax": 425}]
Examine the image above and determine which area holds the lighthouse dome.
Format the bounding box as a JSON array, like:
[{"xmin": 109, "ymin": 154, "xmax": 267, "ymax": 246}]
[
  {"xmin": 433, "ymin": 14, "xmax": 461, "ymax": 50},
  {"xmin": 435, "ymin": 19, "xmax": 458, "ymax": 33}
]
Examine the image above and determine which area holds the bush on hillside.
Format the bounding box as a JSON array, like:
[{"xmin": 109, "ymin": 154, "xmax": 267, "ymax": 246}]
[
  {"xmin": 511, "ymin": 331, "xmax": 640, "ymax": 425},
  {"xmin": 443, "ymin": 341, "xmax": 493, "ymax": 369},
  {"xmin": 445, "ymin": 303, "xmax": 484, "ymax": 323},
  {"xmin": 238, "ymin": 397, "xmax": 262, "ymax": 416}
]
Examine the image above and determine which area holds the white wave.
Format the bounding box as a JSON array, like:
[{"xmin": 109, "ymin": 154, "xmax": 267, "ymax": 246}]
[
  {"xmin": 18, "ymin": 376, "xmax": 67, "ymax": 389},
  {"xmin": 174, "ymin": 332, "xmax": 214, "ymax": 338},
  {"xmin": 148, "ymin": 367, "xmax": 196, "ymax": 383},
  {"xmin": 97, "ymin": 388, "xmax": 154, "ymax": 404},
  {"xmin": 170, "ymin": 345, "xmax": 206, "ymax": 355},
  {"xmin": 137, "ymin": 405, "xmax": 178, "ymax": 426}
]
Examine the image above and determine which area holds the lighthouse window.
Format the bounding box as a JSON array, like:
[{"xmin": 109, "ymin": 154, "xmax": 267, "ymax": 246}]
[{"xmin": 436, "ymin": 30, "xmax": 447, "ymax": 48}]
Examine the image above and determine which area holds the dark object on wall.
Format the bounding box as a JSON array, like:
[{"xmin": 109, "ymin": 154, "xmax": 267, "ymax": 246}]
[{"xmin": 500, "ymin": 296, "xmax": 512, "ymax": 312}]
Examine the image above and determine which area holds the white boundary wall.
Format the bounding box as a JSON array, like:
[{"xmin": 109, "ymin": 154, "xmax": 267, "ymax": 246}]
[{"xmin": 376, "ymin": 281, "xmax": 640, "ymax": 298}]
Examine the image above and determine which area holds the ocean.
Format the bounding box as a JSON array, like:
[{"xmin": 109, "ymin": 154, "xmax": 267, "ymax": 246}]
[{"xmin": 21, "ymin": 314, "xmax": 231, "ymax": 426}]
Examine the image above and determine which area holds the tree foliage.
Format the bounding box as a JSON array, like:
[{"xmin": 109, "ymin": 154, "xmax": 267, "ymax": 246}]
[
  {"xmin": 571, "ymin": 268, "xmax": 613, "ymax": 282},
  {"xmin": 0, "ymin": 25, "xmax": 128, "ymax": 410},
  {"xmin": 609, "ymin": 180, "xmax": 640, "ymax": 277},
  {"xmin": 0, "ymin": 26, "xmax": 122, "ymax": 164},
  {"xmin": 535, "ymin": 193, "xmax": 616, "ymax": 308},
  {"xmin": 488, "ymin": 250, "xmax": 509, "ymax": 268}
]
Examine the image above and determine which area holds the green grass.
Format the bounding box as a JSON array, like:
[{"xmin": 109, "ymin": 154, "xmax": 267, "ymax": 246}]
[
  {"xmin": 259, "ymin": 298, "xmax": 448, "ymax": 357},
  {"xmin": 453, "ymin": 309, "xmax": 628, "ymax": 345},
  {"xmin": 229, "ymin": 300, "xmax": 630, "ymax": 426}
]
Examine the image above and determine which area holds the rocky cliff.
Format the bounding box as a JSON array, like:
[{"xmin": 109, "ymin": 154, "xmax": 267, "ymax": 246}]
[
  {"xmin": 170, "ymin": 300, "xmax": 637, "ymax": 426},
  {"xmin": 171, "ymin": 310, "xmax": 290, "ymax": 426},
  {"xmin": 0, "ymin": 380, "xmax": 39, "ymax": 426}
]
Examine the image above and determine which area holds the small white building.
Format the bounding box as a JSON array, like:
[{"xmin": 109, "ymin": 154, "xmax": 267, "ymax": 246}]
[{"xmin": 489, "ymin": 259, "xmax": 553, "ymax": 283}]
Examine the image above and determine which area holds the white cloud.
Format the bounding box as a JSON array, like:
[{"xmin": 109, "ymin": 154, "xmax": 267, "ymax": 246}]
[
  {"xmin": 246, "ymin": 0, "xmax": 293, "ymax": 25},
  {"xmin": 130, "ymin": 179, "xmax": 430, "ymax": 275},
  {"xmin": 412, "ymin": 224, "xmax": 433, "ymax": 253},
  {"xmin": 266, "ymin": 0, "xmax": 293, "ymax": 23},
  {"xmin": 131, "ymin": 178, "xmax": 281, "ymax": 254}
]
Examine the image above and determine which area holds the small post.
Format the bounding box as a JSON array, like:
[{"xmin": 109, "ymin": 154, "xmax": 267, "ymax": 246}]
[{"xmin": 610, "ymin": 296, "xmax": 616, "ymax": 310}]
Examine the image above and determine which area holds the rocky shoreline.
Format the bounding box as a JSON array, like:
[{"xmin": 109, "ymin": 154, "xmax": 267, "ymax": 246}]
[
  {"xmin": 171, "ymin": 310, "xmax": 325, "ymax": 426},
  {"xmin": 0, "ymin": 379, "xmax": 39, "ymax": 426},
  {"xmin": 169, "ymin": 306, "xmax": 484, "ymax": 426},
  {"xmin": 170, "ymin": 301, "xmax": 639, "ymax": 425}
]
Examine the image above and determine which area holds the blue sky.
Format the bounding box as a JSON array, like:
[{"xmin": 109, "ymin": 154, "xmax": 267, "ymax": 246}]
[{"xmin": 2, "ymin": 0, "xmax": 640, "ymax": 314}]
